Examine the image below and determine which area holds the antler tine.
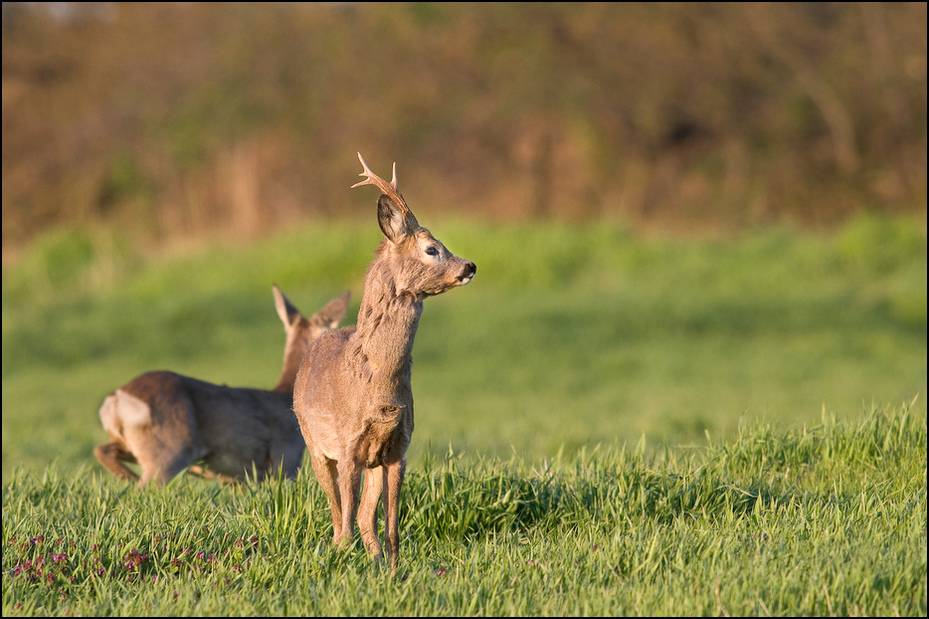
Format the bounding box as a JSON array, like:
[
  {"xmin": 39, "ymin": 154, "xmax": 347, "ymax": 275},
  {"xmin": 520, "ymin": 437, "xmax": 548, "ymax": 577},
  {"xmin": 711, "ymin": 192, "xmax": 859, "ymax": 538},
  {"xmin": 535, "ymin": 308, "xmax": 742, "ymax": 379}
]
[{"xmin": 351, "ymin": 152, "xmax": 406, "ymax": 207}]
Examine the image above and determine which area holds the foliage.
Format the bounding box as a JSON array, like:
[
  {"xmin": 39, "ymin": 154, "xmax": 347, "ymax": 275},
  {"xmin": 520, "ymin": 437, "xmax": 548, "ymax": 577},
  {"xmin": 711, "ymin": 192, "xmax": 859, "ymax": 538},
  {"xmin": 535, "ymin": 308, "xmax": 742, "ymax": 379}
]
[{"xmin": 2, "ymin": 2, "xmax": 926, "ymax": 253}]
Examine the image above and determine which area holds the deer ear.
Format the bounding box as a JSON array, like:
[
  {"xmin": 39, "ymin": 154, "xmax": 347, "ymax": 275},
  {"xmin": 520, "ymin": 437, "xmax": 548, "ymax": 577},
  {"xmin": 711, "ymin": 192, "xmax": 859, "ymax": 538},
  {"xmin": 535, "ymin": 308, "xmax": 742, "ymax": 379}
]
[
  {"xmin": 377, "ymin": 195, "xmax": 415, "ymax": 243},
  {"xmin": 312, "ymin": 290, "xmax": 350, "ymax": 329},
  {"xmin": 273, "ymin": 284, "xmax": 302, "ymax": 327}
]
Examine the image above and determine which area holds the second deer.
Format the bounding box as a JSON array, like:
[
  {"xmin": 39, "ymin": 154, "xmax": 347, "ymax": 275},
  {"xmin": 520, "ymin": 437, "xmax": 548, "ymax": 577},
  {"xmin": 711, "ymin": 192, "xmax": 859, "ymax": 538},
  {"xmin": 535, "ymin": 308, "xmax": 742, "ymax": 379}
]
[
  {"xmin": 94, "ymin": 285, "xmax": 349, "ymax": 486},
  {"xmin": 294, "ymin": 152, "xmax": 476, "ymax": 569}
]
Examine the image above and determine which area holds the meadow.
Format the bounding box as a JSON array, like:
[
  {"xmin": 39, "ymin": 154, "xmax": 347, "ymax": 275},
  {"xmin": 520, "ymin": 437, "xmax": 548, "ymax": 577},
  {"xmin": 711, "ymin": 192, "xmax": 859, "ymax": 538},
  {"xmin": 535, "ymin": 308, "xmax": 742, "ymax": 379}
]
[{"xmin": 2, "ymin": 215, "xmax": 926, "ymax": 615}]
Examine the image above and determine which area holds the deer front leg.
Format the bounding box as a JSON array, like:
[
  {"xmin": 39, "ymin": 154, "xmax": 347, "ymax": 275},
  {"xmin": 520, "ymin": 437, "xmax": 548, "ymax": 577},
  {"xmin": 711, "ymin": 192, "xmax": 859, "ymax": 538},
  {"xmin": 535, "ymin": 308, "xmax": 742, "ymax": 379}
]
[
  {"xmin": 336, "ymin": 459, "xmax": 363, "ymax": 548},
  {"xmin": 383, "ymin": 458, "xmax": 406, "ymax": 569},
  {"xmin": 358, "ymin": 466, "xmax": 384, "ymax": 559},
  {"xmin": 308, "ymin": 447, "xmax": 343, "ymax": 542},
  {"xmin": 324, "ymin": 459, "xmax": 344, "ymax": 542}
]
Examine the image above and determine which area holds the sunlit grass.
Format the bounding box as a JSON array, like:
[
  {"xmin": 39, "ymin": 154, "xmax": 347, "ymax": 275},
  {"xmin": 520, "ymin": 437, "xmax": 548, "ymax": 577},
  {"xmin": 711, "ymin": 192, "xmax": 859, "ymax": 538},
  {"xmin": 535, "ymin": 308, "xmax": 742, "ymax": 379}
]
[
  {"xmin": 1, "ymin": 216, "xmax": 925, "ymax": 613},
  {"xmin": 2, "ymin": 403, "xmax": 925, "ymax": 615}
]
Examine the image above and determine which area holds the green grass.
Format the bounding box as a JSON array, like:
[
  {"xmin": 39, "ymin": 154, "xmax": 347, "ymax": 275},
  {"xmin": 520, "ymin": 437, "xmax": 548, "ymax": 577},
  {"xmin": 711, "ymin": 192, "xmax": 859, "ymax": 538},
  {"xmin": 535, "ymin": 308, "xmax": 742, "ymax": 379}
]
[
  {"xmin": 2, "ymin": 215, "xmax": 926, "ymax": 614},
  {"xmin": 3, "ymin": 217, "xmax": 926, "ymax": 471},
  {"xmin": 2, "ymin": 403, "xmax": 925, "ymax": 615},
  {"xmin": 7, "ymin": 216, "xmax": 925, "ymax": 471}
]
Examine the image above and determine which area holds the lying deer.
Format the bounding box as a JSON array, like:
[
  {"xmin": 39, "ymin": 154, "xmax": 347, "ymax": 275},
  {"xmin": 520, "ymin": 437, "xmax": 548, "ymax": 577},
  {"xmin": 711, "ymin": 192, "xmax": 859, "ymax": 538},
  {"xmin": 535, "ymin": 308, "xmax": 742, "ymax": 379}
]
[
  {"xmin": 94, "ymin": 285, "xmax": 350, "ymax": 486},
  {"xmin": 293, "ymin": 152, "xmax": 476, "ymax": 569}
]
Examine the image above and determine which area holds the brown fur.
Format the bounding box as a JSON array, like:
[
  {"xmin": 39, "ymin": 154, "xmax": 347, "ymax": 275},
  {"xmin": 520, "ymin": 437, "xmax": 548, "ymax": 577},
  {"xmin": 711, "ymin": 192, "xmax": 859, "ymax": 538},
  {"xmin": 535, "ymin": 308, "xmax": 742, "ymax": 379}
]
[
  {"xmin": 293, "ymin": 153, "xmax": 476, "ymax": 568},
  {"xmin": 93, "ymin": 286, "xmax": 349, "ymax": 486}
]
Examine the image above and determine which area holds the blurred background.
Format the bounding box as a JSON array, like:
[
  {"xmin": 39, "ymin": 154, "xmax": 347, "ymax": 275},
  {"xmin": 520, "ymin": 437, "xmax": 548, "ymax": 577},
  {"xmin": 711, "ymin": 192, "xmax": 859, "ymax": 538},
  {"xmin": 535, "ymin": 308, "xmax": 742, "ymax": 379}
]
[
  {"xmin": 3, "ymin": 2, "xmax": 926, "ymax": 255},
  {"xmin": 2, "ymin": 3, "xmax": 926, "ymax": 477}
]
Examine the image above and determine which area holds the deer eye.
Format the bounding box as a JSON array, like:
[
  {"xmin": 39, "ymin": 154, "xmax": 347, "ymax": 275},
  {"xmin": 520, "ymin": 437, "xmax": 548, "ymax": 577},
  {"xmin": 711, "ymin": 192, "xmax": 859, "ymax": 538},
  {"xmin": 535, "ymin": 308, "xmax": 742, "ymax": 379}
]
[{"xmin": 425, "ymin": 246, "xmax": 439, "ymax": 257}]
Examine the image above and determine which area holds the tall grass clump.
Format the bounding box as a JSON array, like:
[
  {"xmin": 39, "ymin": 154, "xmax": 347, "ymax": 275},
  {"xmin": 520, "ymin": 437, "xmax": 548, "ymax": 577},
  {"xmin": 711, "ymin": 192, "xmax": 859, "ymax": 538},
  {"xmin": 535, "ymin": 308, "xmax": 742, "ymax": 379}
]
[{"xmin": 3, "ymin": 402, "xmax": 925, "ymax": 616}]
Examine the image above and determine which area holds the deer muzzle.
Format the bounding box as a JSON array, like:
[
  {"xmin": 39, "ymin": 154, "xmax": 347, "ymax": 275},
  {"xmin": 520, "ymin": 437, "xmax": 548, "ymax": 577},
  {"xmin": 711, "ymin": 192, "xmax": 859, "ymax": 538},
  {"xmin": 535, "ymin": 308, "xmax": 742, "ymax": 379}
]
[{"xmin": 458, "ymin": 261, "xmax": 477, "ymax": 285}]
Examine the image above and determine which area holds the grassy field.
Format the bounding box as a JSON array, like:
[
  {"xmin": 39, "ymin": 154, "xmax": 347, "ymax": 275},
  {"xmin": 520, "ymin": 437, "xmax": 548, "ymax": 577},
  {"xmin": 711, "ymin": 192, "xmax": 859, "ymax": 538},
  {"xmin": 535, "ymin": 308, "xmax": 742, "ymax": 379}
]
[
  {"xmin": 2, "ymin": 215, "xmax": 927, "ymax": 614},
  {"xmin": 2, "ymin": 404, "xmax": 925, "ymax": 615}
]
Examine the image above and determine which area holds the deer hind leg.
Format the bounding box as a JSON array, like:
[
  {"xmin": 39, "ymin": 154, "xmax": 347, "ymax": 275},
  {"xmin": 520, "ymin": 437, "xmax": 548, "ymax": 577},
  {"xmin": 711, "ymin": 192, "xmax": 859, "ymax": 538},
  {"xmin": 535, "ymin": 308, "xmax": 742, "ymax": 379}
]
[
  {"xmin": 358, "ymin": 466, "xmax": 384, "ymax": 559},
  {"xmin": 131, "ymin": 437, "xmax": 201, "ymax": 486},
  {"xmin": 123, "ymin": 410, "xmax": 204, "ymax": 487},
  {"xmin": 93, "ymin": 441, "xmax": 140, "ymax": 482},
  {"xmin": 383, "ymin": 458, "xmax": 406, "ymax": 570},
  {"xmin": 96, "ymin": 393, "xmax": 142, "ymax": 482}
]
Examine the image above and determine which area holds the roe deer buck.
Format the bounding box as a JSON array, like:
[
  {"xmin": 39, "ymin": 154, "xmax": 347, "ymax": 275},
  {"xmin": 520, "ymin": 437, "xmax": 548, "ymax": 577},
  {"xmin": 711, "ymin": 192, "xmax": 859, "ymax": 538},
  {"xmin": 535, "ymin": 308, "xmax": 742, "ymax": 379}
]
[
  {"xmin": 93, "ymin": 285, "xmax": 350, "ymax": 486},
  {"xmin": 293, "ymin": 152, "xmax": 476, "ymax": 569}
]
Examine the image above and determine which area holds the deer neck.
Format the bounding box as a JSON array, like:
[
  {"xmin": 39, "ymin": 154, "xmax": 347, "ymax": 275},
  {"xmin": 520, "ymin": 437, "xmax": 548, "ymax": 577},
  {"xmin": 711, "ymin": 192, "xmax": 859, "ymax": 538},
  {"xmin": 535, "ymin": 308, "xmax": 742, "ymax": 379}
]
[
  {"xmin": 272, "ymin": 340, "xmax": 304, "ymax": 394},
  {"xmin": 354, "ymin": 258, "xmax": 424, "ymax": 385}
]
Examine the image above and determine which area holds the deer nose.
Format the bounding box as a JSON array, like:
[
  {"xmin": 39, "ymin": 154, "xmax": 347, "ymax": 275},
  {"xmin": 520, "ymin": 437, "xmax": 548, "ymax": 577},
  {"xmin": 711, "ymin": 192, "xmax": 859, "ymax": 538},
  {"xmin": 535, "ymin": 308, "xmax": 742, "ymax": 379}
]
[{"xmin": 459, "ymin": 261, "xmax": 476, "ymax": 282}]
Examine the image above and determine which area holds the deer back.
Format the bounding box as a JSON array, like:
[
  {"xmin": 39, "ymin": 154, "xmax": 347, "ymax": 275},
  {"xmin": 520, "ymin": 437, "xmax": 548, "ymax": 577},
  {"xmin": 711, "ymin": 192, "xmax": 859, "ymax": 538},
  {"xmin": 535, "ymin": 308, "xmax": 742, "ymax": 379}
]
[{"xmin": 96, "ymin": 286, "xmax": 349, "ymax": 484}]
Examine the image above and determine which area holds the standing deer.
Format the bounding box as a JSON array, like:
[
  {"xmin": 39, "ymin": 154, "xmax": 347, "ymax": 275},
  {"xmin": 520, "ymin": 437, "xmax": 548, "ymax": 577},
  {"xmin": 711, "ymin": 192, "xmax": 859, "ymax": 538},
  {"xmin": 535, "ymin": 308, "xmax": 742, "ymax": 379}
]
[
  {"xmin": 293, "ymin": 152, "xmax": 476, "ymax": 569},
  {"xmin": 94, "ymin": 285, "xmax": 350, "ymax": 486}
]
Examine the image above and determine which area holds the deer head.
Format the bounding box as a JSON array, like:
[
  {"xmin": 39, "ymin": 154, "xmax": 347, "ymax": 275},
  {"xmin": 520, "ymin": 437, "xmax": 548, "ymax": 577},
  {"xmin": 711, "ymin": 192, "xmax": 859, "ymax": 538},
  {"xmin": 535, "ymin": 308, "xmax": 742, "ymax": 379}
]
[{"xmin": 352, "ymin": 152, "xmax": 476, "ymax": 297}]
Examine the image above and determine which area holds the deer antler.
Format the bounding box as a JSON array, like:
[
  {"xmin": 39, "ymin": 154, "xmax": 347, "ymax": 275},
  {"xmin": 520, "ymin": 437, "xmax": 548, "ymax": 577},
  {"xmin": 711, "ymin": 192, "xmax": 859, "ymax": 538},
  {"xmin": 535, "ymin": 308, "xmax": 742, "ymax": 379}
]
[{"xmin": 351, "ymin": 152, "xmax": 409, "ymax": 211}]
